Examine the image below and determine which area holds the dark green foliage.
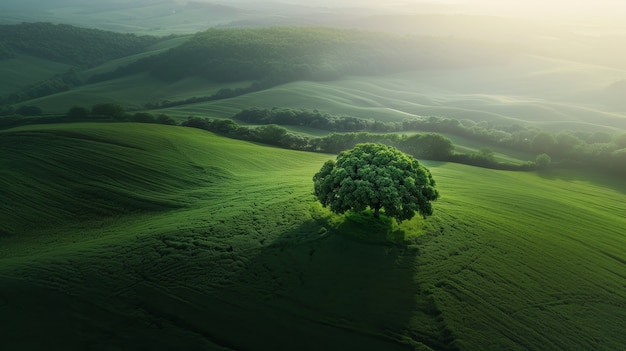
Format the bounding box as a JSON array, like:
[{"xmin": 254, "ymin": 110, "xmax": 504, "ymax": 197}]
[
  {"xmin": 210, "ymin": 119, "xmax": 239, "ymax": 134},
  {"xmin": 108, "ymin": 27, "xmax": 508, "ymax": 84},
  {"xmin": 138, "ymin": 83, "xmax": 273, "ymax": 110},
  {"xmin": 0, "ymin": 22, "xmax": 163, "ymax": 66},
  {"xmin": 553, "ymin": 132, "xmax": 583, "ymax": 157},
  {"xmin": 312, "ymin": 132, "xmax": 404, "ymax": 154},
  {"xmin": 66, "ymin": 106, "xmax": 90, "ymax": 119},
  {"xmin": 233, "ymin": 107, "xmax": 395, "ymax": 133},
  {"xmin": 91, "ymin": 103, "xmax": 126, "ymax": 120},
  {"xmin": 180, "ymin": 116, "xmax": 212, "ymax": 130},
  {"xmin": 535, "ymin": 153, "xmax": 552, "ymax": 169},
  {"xmin": 0, "ymin": 69, "xmax": 83, "ymax": 105},
  {"xmin": 155, "ymin": 114, "xmax": 177, "ymax": 125},
  {"xmin": 0, "ymin": 41, "xmax": 15, "ymax": 59},
  {"xmin": 15, "ymin": 105, "xmax": 42, "ymax": 116},
  {"xmin": 313, "ymin": 143, "xmax": 439, "ymax": 222},
  {"xmin": 130, "ymin": 112, "xmax": 156, "ymax": 123},
  {"xmin": 531, "ymin": 132, "xmax": 555, "ymax": 154},
  {"xmin": 0, "ymin": 23, "xmax": 171, "ymax": 105},
  {"xmin": 255, "ymin": 124, "xmax": 288, "ymax": 146},
  {"xmin": 402, "ymin": 133, "xmax": 454, "ymax": 160}
]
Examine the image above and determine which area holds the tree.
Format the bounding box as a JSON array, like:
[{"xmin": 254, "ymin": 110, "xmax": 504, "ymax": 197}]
[
  {"xmin": 130, "ymin": 112, "xmax": 156, "ymax": 123},
  {"xmin": 91, "ymin": 103, "xmax": 126, "ymax": 120},
  {"xmin": 255, "ymin": 124, "xmax": 288, "ymax": 145},
  {"xmin": 553, "ymin": 132, "xmax": 582, "ymax": 157},
  {"xmin": 531, "ymin": 132, "xmax": 555, "ymax": 154},
  {"xmin": 535, "ymin": 153, "xmax": 551, "ymax": 169},
  {"xmin": 66, "ymin": 106, "xmax": 90, "ymax": 119},
  {"xmin": 15, "ymin": 105, "xmax": 43, "ymax": 116},
  {"xmin": 402, "ymin": 133, "xmax": 454, "ymax": 160},
  {"xmin": 313, "ymin": 143, "xmax": 439, "ymax": 222}
]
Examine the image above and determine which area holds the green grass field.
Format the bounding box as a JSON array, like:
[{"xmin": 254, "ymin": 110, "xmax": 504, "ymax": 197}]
[{"xmin": 1, "ymin": 123, "xmax": 625, "ymax": 350}]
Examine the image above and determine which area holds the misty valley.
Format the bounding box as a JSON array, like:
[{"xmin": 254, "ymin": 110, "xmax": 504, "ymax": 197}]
[{"xmin": 1, "ymin": 1, "xmax": 625, "ymax": 350}]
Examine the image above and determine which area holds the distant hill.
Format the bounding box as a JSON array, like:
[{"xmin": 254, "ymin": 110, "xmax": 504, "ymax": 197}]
[
  {"xmin": 0, "ymin": 22, "xmax": 164, "ymax": 67},
  {"xmin": 0, "ymin": 0, "xmax": 250, "ymax": 34},
  {"xmin": 92, "ymin": 26, "xmax": 511, "ymax": 84}
]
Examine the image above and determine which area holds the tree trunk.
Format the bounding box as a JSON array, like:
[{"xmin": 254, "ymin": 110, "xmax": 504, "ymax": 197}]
[{"xmin": 373, "ymin": 205, "xmax": 381, "ymax": 218}]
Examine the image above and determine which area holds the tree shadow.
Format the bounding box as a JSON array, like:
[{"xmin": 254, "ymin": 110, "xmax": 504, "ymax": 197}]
[
  {"xmin": 134, "ymin": 209, "xmax": 456, "ymax": 351},
  {"xmin": 0, "ymin": 203, "xmax": 456, "ymax": 350}
]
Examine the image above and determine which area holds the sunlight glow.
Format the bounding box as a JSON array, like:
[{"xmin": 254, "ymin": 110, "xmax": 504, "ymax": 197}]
[{"xmin": 326, "ymin": 0, "xmax": 626, "ymax": 19}]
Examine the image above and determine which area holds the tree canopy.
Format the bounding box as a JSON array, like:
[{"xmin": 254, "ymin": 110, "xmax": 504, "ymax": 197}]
[{"xmin": 313, "ymin": 143, "xmax": 439, "ymax": 222}]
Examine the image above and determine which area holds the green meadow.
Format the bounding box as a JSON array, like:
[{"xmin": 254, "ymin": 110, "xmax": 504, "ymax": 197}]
[
  {"xmin": 1, "ymin": 123, "xmax": 625, "ymax": 350},
  {"xmin": 2, "ymin": 18, "xmax": 626, "ymax": 351}
]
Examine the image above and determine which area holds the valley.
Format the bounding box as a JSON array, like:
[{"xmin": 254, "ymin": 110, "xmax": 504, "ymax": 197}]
[{"xmin": 1, "ymin": 2, "xmax": 626, "ymax": 350}]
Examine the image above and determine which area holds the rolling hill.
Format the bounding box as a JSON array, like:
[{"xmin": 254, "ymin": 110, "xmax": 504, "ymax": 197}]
[
  {"xmin": 1, "ymin": 24, "xmax": 625, "ymax": 135},
  {"xmin": 1, "ymin": 123, "xmax": 625, "ymax": 350}
]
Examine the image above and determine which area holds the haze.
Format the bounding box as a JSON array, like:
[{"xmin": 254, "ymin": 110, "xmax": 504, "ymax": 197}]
[{"xmin": 297, "ymin": 0, "xmax": 626, "ymax": 18}]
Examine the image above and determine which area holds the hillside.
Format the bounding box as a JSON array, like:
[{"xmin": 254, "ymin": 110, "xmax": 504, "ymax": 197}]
[
  {"xmin": 0, "ymin": 22, "xmax": 164, "ymax": 67},
  {"xmin": 1, "ymin": 123, "xmax": 626, "ymax": 350},
  {"xmin": 85, "ymin": 26, "xmax": 509, "ymax": 85},
  {"xmin": 4, "ymin": 25, "xmax": 622, "ymax": 133},
  {"xmin": 2, "ymin": 24, "xmax": 625, "ymax": 134},
  {"xmin": 0, "ymin": 0, "xmax": 249, "ymax": 34}
]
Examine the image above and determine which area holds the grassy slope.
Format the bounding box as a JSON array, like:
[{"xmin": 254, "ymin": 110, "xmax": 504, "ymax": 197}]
[
  {"xmin": 25, "ymin": 72, "xmax": 251, "ymax": 112},
  {"xmin": 0, "ymin": 54, "xmax": 71, "ymax": 95},
  {"xmin": 81, "ymin": 35, "xmax": 193, "ymax": 79},
  {"xmin": 424, "ymin": 164, "xmax": 626, "ymax": 350},
  {"xmin": 1, "ymin": 123, "xmax": 625, "ymax": 350}
]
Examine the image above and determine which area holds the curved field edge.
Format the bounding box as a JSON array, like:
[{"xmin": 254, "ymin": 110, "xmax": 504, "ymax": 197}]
[{"xmin": 0, "ymin": 123, "xmax": 625, "ymax": 350}]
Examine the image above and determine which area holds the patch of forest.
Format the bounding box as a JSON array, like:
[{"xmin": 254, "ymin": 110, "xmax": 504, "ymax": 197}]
[
  {"xmin": 0, "ymin": 22, "xmax": 164, "ymax": 66},
  {"xmin": 90, "ymin": 26, "xmax": 511, "ymax": 84},
  {"xmin": 0, "ymin": 22, "xmax": 174, "ymax": 105}
]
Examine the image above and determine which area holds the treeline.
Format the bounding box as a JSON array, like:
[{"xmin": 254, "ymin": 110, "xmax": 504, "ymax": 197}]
[
  {"xmin": 0, "ymin": 103, "xmax": 176, "ymax": 130},
  {"xmin": 179, "ymin": 116, "xmax": 538, "ymax": 170},
  {"xmin": 180, "ymin": 116, "xmax": 469, "ymax": 162},
  {"xmin": 0, "ymin": 22, "xmax": 165, "ymax": 67},
  {"xmin": 4, "ymin": 103, "xmax": 625, "ymax": 174},
  {"xmin": 90, "ymin": 27, "xmax": 510, "ymax": 85},
  {"xmin": 0, "ymin": 70, "xmax": 82, "ymax": 106},
  {"xmin": 139, "ymin": 82, "xmax": 275, "ymax": 110},
  {"xmin": 233, "ymin": 107, "xmax": 398, "ymax": 133},
  {"xmin": 400, "ymin": 116, "xmax": 626, "ymax": 174},
  {"xmin": 1, "ymin": 103, "xmax": 519, "ymax": 170},
  {"xmin": 229, "ymin": 107, "xmax": 626, "ymax": 174}
]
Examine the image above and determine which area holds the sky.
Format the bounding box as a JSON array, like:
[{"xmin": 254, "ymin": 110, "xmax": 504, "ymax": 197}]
[{"xmin": 300, "ymin": 0, "xmax": 626, "ymax": 19}]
